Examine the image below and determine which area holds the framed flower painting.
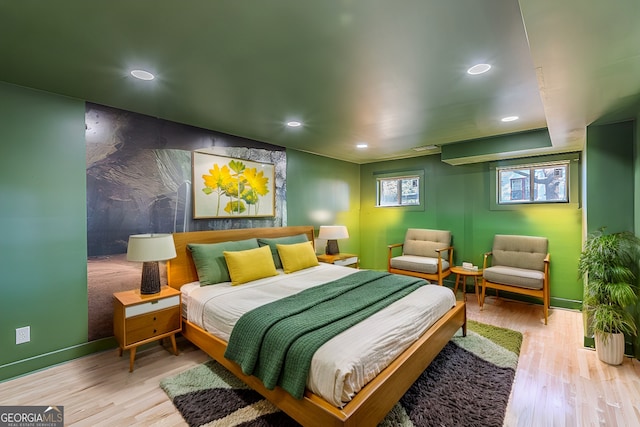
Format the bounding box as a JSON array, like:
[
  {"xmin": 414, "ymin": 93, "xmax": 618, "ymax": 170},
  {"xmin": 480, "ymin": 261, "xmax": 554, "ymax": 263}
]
[{"xmin": 192, "ymin": 152, "xmax": 275, "ymax": 218}]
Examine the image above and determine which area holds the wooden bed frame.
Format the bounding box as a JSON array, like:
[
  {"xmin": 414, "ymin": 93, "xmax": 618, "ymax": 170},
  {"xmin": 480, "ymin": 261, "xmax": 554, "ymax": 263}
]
[{"xmin": 167, "ymin": 226, "xmax": 466, "ymax": 427}]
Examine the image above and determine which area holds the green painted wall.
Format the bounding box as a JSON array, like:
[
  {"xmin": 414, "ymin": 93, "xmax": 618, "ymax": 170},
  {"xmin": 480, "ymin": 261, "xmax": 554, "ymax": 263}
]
[
  {"xmin": 441, "ymin": 128, "xmax": 553, "ymax": 163},
  {"xmin": 360, "ymin": 146, "xmax": 583, "ymax": 309},
  {"xmin": 0, "ymin": 82, "xmax": 108, "ymax": 381},
  {"xmin": 286, "ymin": 150, "xmax": 360, "ymax": 255},
  {"xmin": 636, "ymin": 114, "xmax": 640, "ymax": 245},
  {"xmin": 585, "ymin": 121, "xmax": 635, "ymax": 233},
  {"xmin": 636, "ymin": 116, "xmax": 640, "ymax": 358},
  {"xmin": 584, "ymin": 119, "xmax": 636, "ymax": 354}
]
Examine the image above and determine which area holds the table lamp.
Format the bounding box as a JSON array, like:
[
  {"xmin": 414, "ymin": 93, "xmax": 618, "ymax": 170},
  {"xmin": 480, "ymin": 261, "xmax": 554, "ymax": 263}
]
[
  {"xmin": 126, "ymin": 233, "xmax": 177, "ymax": 294},
  {"xmin": 318, "ymin": 225, "xmax": 349, "ymax": 255}
]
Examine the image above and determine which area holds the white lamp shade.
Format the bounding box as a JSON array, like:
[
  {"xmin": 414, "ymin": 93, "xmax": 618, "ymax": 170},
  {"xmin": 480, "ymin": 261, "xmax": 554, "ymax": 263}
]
[
  {"xmin": 126, "ymin": 234, "xmax": 177, "ymax": 262},
  {"xmin": 318, "ymin": 225, "xmax": 349, "ymax": 240}
]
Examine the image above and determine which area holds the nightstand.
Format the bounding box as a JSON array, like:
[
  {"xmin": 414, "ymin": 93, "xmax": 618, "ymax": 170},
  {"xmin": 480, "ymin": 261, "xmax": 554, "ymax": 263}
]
[
  {"xmin": 113, "ymin": 286, "xmax": 181, "ymax": 372},
  {"xmin": 317, "ymin": 253, "xmax": 359, "ymax": 268}
]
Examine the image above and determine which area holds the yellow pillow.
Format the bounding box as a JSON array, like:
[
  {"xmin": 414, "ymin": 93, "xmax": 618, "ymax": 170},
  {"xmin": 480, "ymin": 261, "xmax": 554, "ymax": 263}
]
[
  {"xmin": 223, "ymin": 245, "xmax": 278, "ymax": 285},
  {"xmin": 277, "ymin": 241, "xmax": 320, "ymax": 274}
]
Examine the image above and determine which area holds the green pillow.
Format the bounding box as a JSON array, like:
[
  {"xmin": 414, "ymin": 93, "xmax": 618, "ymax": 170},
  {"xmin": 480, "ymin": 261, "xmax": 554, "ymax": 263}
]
[
  {"xmin": 187, "ymin": 238, "xmax": 259, "ymax": 285},
  {"xmin": 257, "ymin": 234, "xmax": 309, "ymax": 269}
]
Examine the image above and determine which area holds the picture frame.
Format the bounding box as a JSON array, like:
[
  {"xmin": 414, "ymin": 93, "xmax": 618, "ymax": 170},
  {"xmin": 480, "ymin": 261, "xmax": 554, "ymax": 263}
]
[{"xmin": 192, "ymin": 151, "xmax": 275, "ymax": 219}]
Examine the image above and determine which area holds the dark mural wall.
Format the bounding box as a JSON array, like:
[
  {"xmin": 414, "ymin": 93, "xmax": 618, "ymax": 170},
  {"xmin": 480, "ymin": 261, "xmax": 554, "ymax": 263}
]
[
  {"xmin": 85, "ymin": 103, "xmax": 288, "ymax": 340},
  {"xmin": 85, "ymin": 103, "xmax": 287, "ymax": 257}
]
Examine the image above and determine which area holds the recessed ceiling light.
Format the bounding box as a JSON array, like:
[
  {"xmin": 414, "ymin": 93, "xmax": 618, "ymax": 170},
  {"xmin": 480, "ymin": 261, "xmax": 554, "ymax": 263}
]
[
  {"xmin": 467, "ymin": 63, "xmax": 491, "ymax": 75},
  {"xmin": 501, "ymin": 116, "xmax": 519, "ymax": 122},
  {"xmin": 356, "ymin": 143, "xmax": 368, "ymax": 149},
  {"xmin": 130, "ymin": 69, "xmax": 155, "ymax": 81},
  {"xmin": 286, "ymin": 121, "xmax": 302, "ymax": 128}
]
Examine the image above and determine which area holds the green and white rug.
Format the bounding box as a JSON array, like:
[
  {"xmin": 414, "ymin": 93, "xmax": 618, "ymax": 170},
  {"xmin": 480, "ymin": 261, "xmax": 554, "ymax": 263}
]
[{"xmin": 161, "ymin": 321, "xmax": 522, "ymax": 427}]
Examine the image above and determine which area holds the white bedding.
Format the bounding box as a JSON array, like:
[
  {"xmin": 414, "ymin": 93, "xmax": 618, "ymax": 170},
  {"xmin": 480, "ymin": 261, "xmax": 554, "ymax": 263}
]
[{"xmin": 181, "ymin": 263, "xmax": 456, "ymax": 407}]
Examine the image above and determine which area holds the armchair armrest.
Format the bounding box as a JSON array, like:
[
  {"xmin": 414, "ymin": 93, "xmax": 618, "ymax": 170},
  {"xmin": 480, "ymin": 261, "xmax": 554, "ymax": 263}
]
[
  {"xmin": 435, "ymin": 245, "xmax": 454, "ymax": 264},
  {"xmin": 482, "ymin": 251, "xmax": 492, "ymax": 270},
  {"xmin": 543, "ymin": 253, "xmax": 550, "ymax": 276},
  {"xmin": 387, "ymin": 243, "xmax": 404, "ymax": 268}
]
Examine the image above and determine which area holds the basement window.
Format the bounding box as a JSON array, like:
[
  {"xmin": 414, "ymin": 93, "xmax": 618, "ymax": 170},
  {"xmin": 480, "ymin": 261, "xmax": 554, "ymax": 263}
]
[
  {"xmin": 376, "ymin": 173, "xmax": 422, "ymax": 207},
  {"xmin": 497, "ymin": 161, "xmax": 569, "ymax": 204}
]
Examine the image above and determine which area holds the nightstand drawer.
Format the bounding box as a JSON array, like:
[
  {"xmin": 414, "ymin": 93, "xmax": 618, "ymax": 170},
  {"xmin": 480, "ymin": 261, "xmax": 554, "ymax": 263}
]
[
  {"xmin": 125, "ymin": 295, "xmax": 180, "ymax": 318},
  {"xmin": 125, "ymin": 307, "xmax": 180, "ymax": 345}
]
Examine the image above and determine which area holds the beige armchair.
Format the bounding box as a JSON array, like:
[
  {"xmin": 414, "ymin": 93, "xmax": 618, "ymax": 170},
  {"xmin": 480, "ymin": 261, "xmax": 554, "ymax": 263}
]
[
  {"xmin": 481, "ymin": 234, "xmax": 550, "ymax": 324},
  {"xmin": 387, "ymin": 229, "xmax": 453, "ymax": 285}
]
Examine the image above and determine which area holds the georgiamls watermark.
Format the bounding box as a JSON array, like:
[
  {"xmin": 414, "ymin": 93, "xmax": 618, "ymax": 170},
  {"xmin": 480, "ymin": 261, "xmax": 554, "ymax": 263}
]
[{"xmin": 0, "ymin": 406, "xmax": 63, "ymax": 427}]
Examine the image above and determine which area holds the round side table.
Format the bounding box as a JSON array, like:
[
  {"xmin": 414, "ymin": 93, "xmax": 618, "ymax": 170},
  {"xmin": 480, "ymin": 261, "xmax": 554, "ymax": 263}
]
[{"xmin": 450, "ymin": 266, "xmax": 483, "ymax": 303}]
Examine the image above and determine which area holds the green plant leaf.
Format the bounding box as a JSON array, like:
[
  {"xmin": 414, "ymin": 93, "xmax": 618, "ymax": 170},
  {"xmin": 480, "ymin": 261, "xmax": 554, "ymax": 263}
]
[{"xmin": 579, "ymin": 227, "xmax": 640, "ymax": 336}]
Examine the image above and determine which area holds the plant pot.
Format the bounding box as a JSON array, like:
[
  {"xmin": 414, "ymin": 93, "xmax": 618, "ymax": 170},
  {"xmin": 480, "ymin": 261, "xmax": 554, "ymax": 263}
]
[{"xmin": 595, "ymin": 332, "xmax": 625, "ymax": 365}]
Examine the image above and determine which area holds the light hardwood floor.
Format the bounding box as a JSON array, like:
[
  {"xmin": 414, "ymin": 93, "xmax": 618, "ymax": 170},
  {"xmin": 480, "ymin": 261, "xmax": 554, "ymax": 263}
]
[{"xmin": 1, "ymin": 294, "xmax": 639, "ymax": 426}]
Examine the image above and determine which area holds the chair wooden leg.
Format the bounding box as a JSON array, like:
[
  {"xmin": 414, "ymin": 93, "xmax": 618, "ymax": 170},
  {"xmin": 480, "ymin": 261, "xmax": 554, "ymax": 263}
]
[
  {"xmin": 543, "ymin": 286, "xmax": 549, "ymax": 325},
  {"xmin": 480, "ymin": 283, "xmax": 486, "ymax": 309}
]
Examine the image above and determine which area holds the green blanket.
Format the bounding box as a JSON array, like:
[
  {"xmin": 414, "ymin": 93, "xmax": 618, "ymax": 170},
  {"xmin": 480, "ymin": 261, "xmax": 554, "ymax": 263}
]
[{"xmin": 224, "ymin": 270, "xmax": 428, "ymax": 399}]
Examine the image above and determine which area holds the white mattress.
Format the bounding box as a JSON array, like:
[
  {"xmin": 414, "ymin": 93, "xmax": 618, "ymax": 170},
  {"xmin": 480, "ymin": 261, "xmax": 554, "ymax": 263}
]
[{"xmin": 181, "ymin": 263, "xmax": 456, "ymax": 407}]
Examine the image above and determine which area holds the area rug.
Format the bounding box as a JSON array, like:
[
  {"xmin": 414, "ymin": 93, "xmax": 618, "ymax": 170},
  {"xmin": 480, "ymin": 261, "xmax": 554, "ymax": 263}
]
[{"xmin": 161, "ymin": 320, "xmax": 522, "ymax": 427}]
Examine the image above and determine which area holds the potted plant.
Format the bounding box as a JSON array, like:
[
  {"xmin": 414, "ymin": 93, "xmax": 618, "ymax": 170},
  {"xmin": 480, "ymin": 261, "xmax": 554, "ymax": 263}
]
[{"xmin": 578, "ymin": 228, "xmax": 640, "ymax": 365}]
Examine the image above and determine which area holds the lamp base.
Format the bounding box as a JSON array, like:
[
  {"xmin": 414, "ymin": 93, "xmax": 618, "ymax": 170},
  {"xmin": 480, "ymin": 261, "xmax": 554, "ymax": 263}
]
[
  {"xmin": 326, "ymin": 240, "xmax": 340, "ymax": 255},
  {"xmin": 140, "ymin": 261, "xmax": 161, "ymax": 294}
]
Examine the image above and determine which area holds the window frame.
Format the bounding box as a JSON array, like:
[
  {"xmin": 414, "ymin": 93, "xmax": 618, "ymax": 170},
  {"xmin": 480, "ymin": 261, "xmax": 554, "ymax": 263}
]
[
  {"xmin": 374, "ymin": 169, "xmax": 425, "ymax": 210},
  {"xmin": 490, "ymin": 153, "xmax": 580, "ymax": 210},
  {"xmin": 497, "ymin": 161, "xmax": 569, "ymax": 205}
]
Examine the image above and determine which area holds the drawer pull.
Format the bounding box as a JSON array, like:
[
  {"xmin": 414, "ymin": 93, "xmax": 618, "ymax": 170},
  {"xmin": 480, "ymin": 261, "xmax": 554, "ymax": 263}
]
[
  {"xmin": 153, "ymin": 329, "xmax": 157, "ymax": 333},
  {"xmin": 153, "ymin": 316, "xmax": 156, "ymax": 321},
  {"xmin": 151, "ymin": 300, "xmax": 158, "ymax": 304}
]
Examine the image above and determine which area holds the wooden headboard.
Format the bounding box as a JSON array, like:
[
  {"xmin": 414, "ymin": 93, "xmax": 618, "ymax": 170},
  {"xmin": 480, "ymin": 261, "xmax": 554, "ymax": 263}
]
[{"xmin": 167, "ymin": 226, "xmax": 315, "ymax": 289}]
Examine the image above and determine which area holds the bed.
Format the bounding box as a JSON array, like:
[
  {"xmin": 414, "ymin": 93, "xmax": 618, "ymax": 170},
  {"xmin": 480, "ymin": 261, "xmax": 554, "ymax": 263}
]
[{"xmin": 167, "ymin": 226, "xmax": 466, "ymax": 427}]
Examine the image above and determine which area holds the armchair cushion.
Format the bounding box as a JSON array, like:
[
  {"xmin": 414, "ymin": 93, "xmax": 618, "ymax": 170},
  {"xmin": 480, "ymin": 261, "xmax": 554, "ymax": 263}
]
[
  {"xmin": 491, "ymin": 234, "xmax": 547, "ymax": 271},
  {"xmin": 483, "ymin": 266, "xmax": 545, "ymax": 290},
  {"xmin": 403, "ymin": 229, "xmax": 451, "ymax": 259},
  {"xmin": 389, "ymin": 255, "xmax": 450, "ymax": 275}
]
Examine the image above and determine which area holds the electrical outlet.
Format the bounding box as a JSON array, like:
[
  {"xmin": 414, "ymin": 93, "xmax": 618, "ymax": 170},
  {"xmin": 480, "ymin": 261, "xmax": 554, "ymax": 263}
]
[{"xmin": 16, "ymin": 326, "xmax": 30, "ymax": 344}]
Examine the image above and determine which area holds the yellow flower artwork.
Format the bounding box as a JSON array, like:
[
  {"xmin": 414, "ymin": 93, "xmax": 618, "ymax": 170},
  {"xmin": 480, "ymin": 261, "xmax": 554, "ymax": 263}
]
[{"xmin": 192, "ymin": 152, "xmax": 275, "ymax": 218}]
